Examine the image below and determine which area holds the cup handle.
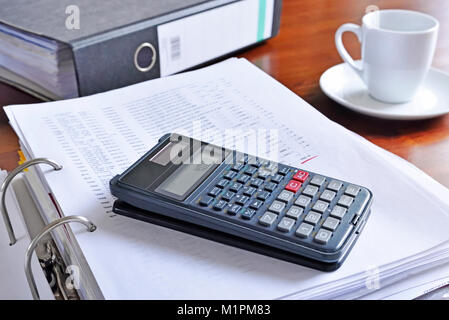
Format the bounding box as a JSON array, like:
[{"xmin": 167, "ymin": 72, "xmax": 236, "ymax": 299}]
[{"xmin": 335, "ymin": 23, "xmax": 363, "ymax": 79}]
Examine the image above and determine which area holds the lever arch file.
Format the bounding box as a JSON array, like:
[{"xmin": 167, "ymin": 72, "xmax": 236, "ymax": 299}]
[{"xmin": 0, "ymin": 0, "xmax": 282, "ymax": 99}]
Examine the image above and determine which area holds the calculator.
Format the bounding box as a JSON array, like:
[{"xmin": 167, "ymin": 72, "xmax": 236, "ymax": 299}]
[{"xmin": 110, "ymin": 133, "xmax": 373, "ymax": 271}]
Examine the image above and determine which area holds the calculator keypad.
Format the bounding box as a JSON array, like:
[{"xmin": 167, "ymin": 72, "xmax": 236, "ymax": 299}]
[{"xmin": 193, "ymin": 155, "xmax": 371, "ymax": 252}]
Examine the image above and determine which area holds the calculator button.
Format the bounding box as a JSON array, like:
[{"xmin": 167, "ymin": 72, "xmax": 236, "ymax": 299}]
[
  {"xmin": 241, "ymin": 208, "xmax": 256, "ymax": 220},
  {"xmin": 330, "ymin": 205, "xmax": 347, "ymax": 219},
  {"xmin": 285, "ymin": 180, "xmax": 302, "ymax": 193},
  {"xmin": 277, "ymin": 190, "xmax": 294, "ymax": 202},
  {"xmin": 312, "ymin": 200, "xmax": 329, "ymax": 213},
  {"xmin": 310, "ymin": 175, "xmax": 326, "ymax": 187},
  {"xmin": 223, "ymin": 171, "xmax": 237, "ymax": 180},
  {"xmin": 320, "ymin": 190, "xmax": 336, "ymax": 202},
  {"xmin": 293, "ymin": 170, "xmax": 309, "ymax": 183},
  {"xmin": 259, "ymin": 212, "xmax": 278, "ymax": 227},
  {"xmin": 229, "ymin": 182, "xmax": 243, "ymax": 192},
  {"xmin": 296, "ymin": 223, "xmax": 314, "ymax": 238},
  {"xmin": 286, "ymin": 206, "xmax": 303, "ymax": 219},
  {"xmin": 221, "ymin": 191, "xmax": 236, "ymax": 202},
  {"xmin": 231, "ymin": 163, "xmax": 244, "ymax": 172},
  {"xmin": 235, "ymin": 195, "xmax": 249, "ymax": 206},
  {"xmin": 257, "ymin": 168, "xmax": 271, "ymax": 180},
  {"xmin": 259, "ymin": 159, "xmax": 270, "ymax": 167},
  {"xmin": 199, "ymin": 196, "xmax": 213, "ymax": 207},
  {"xmin": 295, "ymin": 195, "xmax": 311, "ymax": 207},
  {"xmin": 304, "ymin": 212, "xmax": 321, "ymax": 225},
  {"xmin": 327, "ymin": 180, "xmax": 343, "ymax": 192},
  {"xmin": 270, "ymin": 174, "xmax": 284, "ymax": 184},
  {"xmin": 237, "ymin": 174, "xmax": 250, "ymax": 184},
  {"xmin": 345, "ymin": 185, "xmax": 360, "ymax": 197},
  {"xmin": 257, "ymin": 191, "xmax": 271, "ymax": 201},
  {"xmin": 250, "ymin": 178, "xmax": 264, "ymax": 188},
  {"xmin": 216, "ymin": 179, "xmax": 229, "ymax": 189},
  {"xmin": 322, "ymin": 217, "xmax": 340, "ymax": 231},
  {"xmin": 302, "ymin": 185, "xmax": 319, "ymax": 197},
  {"xmin": 250, "ymin": 199, "xmax": 264, "ymax": 210},
  {"xmin": 228, "ymin": 204, "xmax": 242, "ymax": 216},
  {"xmin": 245, "ymin": 166, "xmax": 258, "ymax": 175},
  {"xmin": 213, "ymin": 200, "xmax": 228, "ymax": 211},
  {"xmin": 243, "ymin": 186, "xmax": 257, "ymax": 196},
  {"xmin": 277, "ymin": 217, "xmax": 295, "ymax": 233},
  {"xmin": 315, "ymin": 229, "xmax": 332, "ymax": 244},
  {"xmin": 249, "ymin": 158, "xmax": 261, "ymax": 168},
  {"xmin": 337, "ymin": 195, "xmax": 354, "ymax": 208},
  {"xmin": 237, "ymin": 154, "xmax": 248, "ymax": 164},
  {"xmin": 277, "ymin": 167, "xmax": 290, "ymax": 176},
  {"xmin": 268, "ymin": 200, "xmax": 286, "ymax": 214},
  {"xmin": 208, "ymin": 187, "xmax": 222, "ymax": 197},
  {"xmin": 264, "ymin": 182, "xmax": 277, "ymax": 192}
]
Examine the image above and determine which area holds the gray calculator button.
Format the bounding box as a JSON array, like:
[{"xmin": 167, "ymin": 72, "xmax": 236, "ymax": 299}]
[
  {"xmin": 286, "ymin": 206, "xmax": 303, "ymax": 219},
  {"xmin": 320, "ymin": 189, "xmax": 336, "ymax": 202},
  {"xmin": 259, "ymin": 211, "xmax": 278, "ymax": 227},
  {"xmin": 268, "ymin": 200, "xmax": 286, "ymax": 214},
  {"xmin": 330, "ymin": 205, "xmax": 347, "ymax": 219},
  {"xmin": 327, "ymin": 180, "xmax": 343, "ymax": 192},
  {"xmin": 302, "ymin": 185, "xmax": 319, "ymax": 197},
  {"xmin": 304, "ymin": 211, "xmax": 321, "ymax": 225},
  {"xmin": 310, "ymin": 175, "xmax": 326, "ymax": 187},
  {"xmin": 322, "ymin": 217, "xmax": 340, "ymax": 231},
  {"xmin": 277, "ymin": 190, "xmax": 294, "ymax": 202},
  {"xmin": 345, "ymin": 184, "xmax": 360, "ymax": 197},
  {"xmin": 296, "ymin": 223, "xmax": 314, "ymax": 238},
  {"xmin": 338, "ymin": 195, "xmax": 354, "ymax": 208},
  {"xmin": 312, "ymin": 200, "xmax": 329, "ymax": 213},
  {"xmin": 315, "ymin": 229, "xmax": 332, "ymax": 244},
  {"xmin": 277, "ymin": 217, "xmax": 295, "ymax": 232},
  {"xmin": 295, "ymin": 195, "xmax": 311, "ymax": 207}
]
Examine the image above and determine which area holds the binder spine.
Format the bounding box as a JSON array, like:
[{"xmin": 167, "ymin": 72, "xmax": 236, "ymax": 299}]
[{"xmin": 70, "ymin": 0, "xmax": 283, "ymax": 96}]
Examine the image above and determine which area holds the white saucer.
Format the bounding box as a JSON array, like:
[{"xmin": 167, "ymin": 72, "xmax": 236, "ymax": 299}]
[{"xmin": 319, "ymin": 62, "xmax": 449, "ymax": 120}]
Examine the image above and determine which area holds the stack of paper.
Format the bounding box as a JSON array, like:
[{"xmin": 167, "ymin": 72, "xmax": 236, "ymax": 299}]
[
  {"xmin": 4, "ymin": 58, "xmax": 449, "ymax": 299},
  {"xmin": 0, "ymin": 24, "xmax": 78, "ymax": 100}
]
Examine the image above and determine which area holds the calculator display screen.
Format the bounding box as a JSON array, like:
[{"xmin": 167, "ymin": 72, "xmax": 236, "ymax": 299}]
[
  {"xmin": 120, "ymin": 134, "xmax": 230, "ymax": 201},
  {"xmin": 159, "ymin": 163, "xmax": 214, "ymax": 197},
  {"xmin": 154, "ymin": 141, "xmax": 230, "ymax": 200}
]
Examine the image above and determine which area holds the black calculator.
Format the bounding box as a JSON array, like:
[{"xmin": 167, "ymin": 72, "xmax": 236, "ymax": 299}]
[{"xmin": 110, "ymin": 133, "xmax": 373, "ymax": 271}]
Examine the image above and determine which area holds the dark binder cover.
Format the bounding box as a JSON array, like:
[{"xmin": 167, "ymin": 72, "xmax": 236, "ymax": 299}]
[{"xmin": 0, "ymin": 0, "xmax": 282, "ymax": 97}]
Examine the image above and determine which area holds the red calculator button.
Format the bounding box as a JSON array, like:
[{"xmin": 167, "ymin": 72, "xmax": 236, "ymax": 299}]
[
  {"xmin": 285, "ymin": 180, "xmax": 302, "ymax": 193},
  {"xmin": 293, "ymin": 170, "xmax": 309, "ymax": 182}
]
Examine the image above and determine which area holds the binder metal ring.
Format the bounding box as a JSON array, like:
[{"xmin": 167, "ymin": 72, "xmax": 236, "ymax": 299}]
[
  {"xmin": 134, "ymin": 42, "xmax": 157, "ymax": 72},
  {"xmin": 1, "ymin": 158, "xmax": 62, "ymax": 246},
  {"xmin": 25, "ymin": 215, "xmax": 97, "ymax": 300}
]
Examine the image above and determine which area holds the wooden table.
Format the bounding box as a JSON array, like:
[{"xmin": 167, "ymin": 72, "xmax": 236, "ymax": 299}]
[{"xmin": 0, "ymin": 0, "xmax": 448, "ymax": 298}]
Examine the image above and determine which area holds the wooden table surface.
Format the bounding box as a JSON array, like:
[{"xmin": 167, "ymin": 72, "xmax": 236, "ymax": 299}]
[{"xmin": 2, "ymin": 0, "xmax": 449, "ymax": 187}]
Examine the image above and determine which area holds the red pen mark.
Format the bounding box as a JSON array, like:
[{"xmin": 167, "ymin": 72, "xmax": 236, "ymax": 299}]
[{"xmin": 301, "ymin": 155, "xmax": 319, "ymax": 164}]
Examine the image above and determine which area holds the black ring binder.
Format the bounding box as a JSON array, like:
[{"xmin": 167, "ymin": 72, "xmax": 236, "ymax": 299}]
[{"xmin": 0, "ymin": 158, "xmax": 62, "ymax": 245}]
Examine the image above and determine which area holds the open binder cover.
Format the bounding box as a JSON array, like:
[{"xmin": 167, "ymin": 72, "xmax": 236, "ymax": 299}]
[
  {"xmin": 0, "ymin": 0, "xmax": 282, "ymax": 99},
  {"xmin": 5, "ymin": 58, "xmax": 449, "ymax": 299}
]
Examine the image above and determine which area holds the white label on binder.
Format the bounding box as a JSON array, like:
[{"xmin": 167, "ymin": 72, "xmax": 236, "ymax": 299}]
[{"xmin": 157, "ymin": 0, "xmax": 275, "ymax": 76}]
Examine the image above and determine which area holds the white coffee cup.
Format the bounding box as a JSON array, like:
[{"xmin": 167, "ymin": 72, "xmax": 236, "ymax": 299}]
[{"xmin": 335, "ymin": 9, "xmax": 439, "ymax": 103}]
